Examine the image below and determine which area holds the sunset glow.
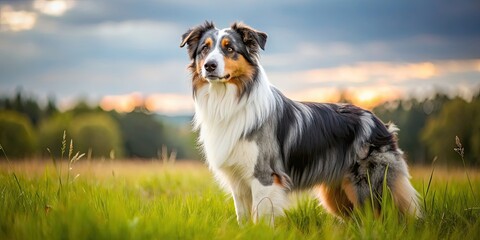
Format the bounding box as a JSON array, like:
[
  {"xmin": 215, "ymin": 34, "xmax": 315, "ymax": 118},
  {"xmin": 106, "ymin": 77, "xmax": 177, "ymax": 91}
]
[
  {"xmin": 287, "ymin": 86, "xmax": 403, "ymax": 110},
  {"xmin": 100, "ymin": 93, "xmax": 143, "ymax": 113},
  {"xmin": 100, "ymin": 88, "xmax": 399, "ymax": 114},
  {"xmin": 348, "ymin": 87, "xmax": 402, "ymax": 109},
  {"xmin": 99, "ymin": 93, "xmax": 194, "ymax": 115},
  {"xmin": 0, "ymin": 6, "xmax": 36, "ymax": 31},
  {"xmin": 145, "ymin": 94, "xmax": 194, "ymax": 115},
  {"xmin": 287, "ymin": 88, "xmax": 341, "ymax": 103},
  {"xmin": 303, "ymin": 61, "xmax": 439, "ymax": 84},
  {"xmin": 33, "ymin": 0, "xmax": 74, "ymax": 16}
]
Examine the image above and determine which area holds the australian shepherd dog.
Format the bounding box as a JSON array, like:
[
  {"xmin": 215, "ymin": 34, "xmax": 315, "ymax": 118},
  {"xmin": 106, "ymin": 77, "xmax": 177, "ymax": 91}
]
[{"xmin": 180, "ymin": 22, "xmax": 421, "ymax": 224}]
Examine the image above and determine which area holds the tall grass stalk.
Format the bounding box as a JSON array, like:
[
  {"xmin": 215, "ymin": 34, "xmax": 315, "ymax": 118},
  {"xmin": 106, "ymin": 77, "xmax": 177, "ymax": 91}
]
[
  {"xmin": 0, "ymin": 143, "xmax": 23, "ymax": 193},
  {"xmin": 59, "ymin": 130, "xmax": 67, "ymax": 185},
  {"xmin": 66, "ymin": 139, "xmax": 84, "ymax": 188},
  {"xmin": 366, "ymin": 169, "xmax": 376, "ymax": 215},
  {"xmin": 423, "ymin": 157, "xmax": 437, "ymax": 213},
  {"xmin": 46, "ymin": 131, "xmax": 84, "ymax": 197},
  {"xmin": 454, "ymin": 136, "xmax": 476, "ymax": 201}
]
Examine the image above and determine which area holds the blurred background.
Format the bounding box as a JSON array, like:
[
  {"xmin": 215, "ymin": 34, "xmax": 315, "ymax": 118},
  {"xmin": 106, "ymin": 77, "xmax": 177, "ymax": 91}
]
[{"xmin": 0, "ymin": 0, "xmax": 479, "ymax": 165}]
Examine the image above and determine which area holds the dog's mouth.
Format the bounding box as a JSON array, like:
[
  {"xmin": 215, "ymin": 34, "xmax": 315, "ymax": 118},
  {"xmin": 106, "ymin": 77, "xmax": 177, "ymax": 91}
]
[{"xmin": 205, "ymin": 74, "xmax": 231, "ymax": 82}]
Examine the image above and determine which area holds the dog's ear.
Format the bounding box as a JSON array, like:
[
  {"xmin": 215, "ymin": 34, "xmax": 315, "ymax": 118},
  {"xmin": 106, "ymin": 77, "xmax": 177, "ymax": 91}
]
[
  {"xmin": 231, "ymin": 22, "xmax": 267, "ymax": 55},
  {"xmin": 180, "ymin": 21, "xmax": 215, "ymax": 59}
]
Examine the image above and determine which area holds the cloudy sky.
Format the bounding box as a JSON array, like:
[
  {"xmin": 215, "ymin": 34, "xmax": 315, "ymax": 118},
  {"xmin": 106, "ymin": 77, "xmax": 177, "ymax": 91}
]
[{"xmin": 1, "ymin": 0, "xmax": 479, "ymax": 114}]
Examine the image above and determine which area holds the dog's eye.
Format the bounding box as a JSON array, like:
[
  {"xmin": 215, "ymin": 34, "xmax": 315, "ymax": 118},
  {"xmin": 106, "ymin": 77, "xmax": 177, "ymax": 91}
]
[
  {"xmin": 226, "ymin": 47, "xmax": 234, "ymax": 53},
  {"xmin": 201, "ymin": 45, "xmax": 209, "ymax": 52}
]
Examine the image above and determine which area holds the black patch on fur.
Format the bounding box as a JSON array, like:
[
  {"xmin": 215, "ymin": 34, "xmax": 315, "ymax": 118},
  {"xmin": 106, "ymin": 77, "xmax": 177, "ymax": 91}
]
[
  {"xmin": 230, "ymin": 22, "xmax": 267, "ymax": 61},
  {"xmin": 220, "ymin": 28, "xmax": 262, "ymax": 100},
  {"xmin": 196, "ymin": 31, "xmax": 218, "ymax": 56},
  {"xmin": 180, "ymin": 21, "xmax": 216, "ymax": 60},
  {"xmin": 274, "ymin": 90, "xmax": 367, "ymax": 187},
  {"xmin": 272, "ymin": 89, "xmax": 399, "ymax": 189}
]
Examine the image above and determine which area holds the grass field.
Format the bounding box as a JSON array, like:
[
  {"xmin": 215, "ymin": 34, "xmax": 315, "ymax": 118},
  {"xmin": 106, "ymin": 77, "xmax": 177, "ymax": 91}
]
[{"xmin": 1, "ymin": 159, "xmax": 479, "ymax": 240}]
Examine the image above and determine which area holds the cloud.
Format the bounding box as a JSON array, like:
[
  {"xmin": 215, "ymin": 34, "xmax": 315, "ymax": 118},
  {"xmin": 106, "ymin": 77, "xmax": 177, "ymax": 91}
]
[
  {"xmin": 0, "ymin": 6, "xmax": 37, "ymax": 31},
  {"xmin": 269, "ymin": 59, "xmax": 480, "ymax": 109},
  {"xmin": 0, "ymin": 18, "xmax": 188, "ymax": 92},
  {"xmin": 31, "ymin": 59, "xmax": 189, "ymax": 96},
  {"xmin": 92, "ymin": 20, "xmax": 183, "ymax": 51},
  {"xmin": 33, "ymin": 0, "xmax": 74, "ymax": 16},
  {"xmin": 262, "ymin": 42, "xmax": 355, "ymax": 70},
  {"xmin": 0, "ymin": 1, "xmax": 76, "ymax": 32},
  {"xmin": 303, "ymin": 62, "xmax": 438, "ymax": 83},
  {"xmin": 270, "ymin": 59, "xmax": 480, "ymax": 86},
  {"xmin": 285, "ymin": 87, "xmax": 342, "ymax": 103}
]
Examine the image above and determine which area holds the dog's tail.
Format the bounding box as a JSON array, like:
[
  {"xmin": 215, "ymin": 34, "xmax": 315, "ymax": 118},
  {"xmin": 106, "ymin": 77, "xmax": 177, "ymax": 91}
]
[{"xmin": 386, "ymin": 122, "xmax": 399, "ymax": 135}]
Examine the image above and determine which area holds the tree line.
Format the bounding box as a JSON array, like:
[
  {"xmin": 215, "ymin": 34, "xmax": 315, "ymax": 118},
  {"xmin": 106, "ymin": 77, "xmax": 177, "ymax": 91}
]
[
  {"xmin": 373, "ymin": 92, "xmax": 480, "ymax": 166},
  {"xmin": 0, "ymin": 91, "xmax": 198, "ymax": 160},
  {"xmin": 1, "ymin": 90, "xmax": 479, "ymax": 165}
]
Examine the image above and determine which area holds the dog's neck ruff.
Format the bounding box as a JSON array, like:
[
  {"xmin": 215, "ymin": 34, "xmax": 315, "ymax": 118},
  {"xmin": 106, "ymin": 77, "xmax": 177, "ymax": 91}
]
[{"xmin": 193, "ymin": 65, "xmax": 275, "ymax": 169}]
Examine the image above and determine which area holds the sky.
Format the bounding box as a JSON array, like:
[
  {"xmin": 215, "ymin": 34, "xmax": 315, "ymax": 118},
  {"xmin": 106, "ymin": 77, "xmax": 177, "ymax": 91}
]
[{"xmin": 1, "ymin": 0, "xmax": 479, "ymax": 115}]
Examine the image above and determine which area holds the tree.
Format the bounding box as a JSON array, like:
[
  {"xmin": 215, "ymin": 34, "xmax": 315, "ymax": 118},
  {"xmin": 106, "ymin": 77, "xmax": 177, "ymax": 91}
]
[
  {"xmin": 0, "ymin": 110, "xmax": 37, "ymax": 158},
  {"xmin": 373, "ymin": 94, "xmax": 450, "ymax": 164},
  {"xmin": 0, "ymin": 91, "xmax": 43, "ymax": 126},
  {"xmin": 38, "ymin": 112, "xmax": 124, "ymax": 159},
  {"xmin": 470, "ymin": 94, "xmax": 480, "ymax": 161},
  {"xmin": 70, "ymin": 113, "xmax": 124, "ymax": 159},
  {"xmin": 421, "ymin": 97, "xmax": 480, "ymax": 165},
  {"xmin": 37, "ymin": 112, "xmax": 73, "ymax": 157},
  {"xmin": 112, "ymin": 111, "xmax": 163, "ymax": 158}
]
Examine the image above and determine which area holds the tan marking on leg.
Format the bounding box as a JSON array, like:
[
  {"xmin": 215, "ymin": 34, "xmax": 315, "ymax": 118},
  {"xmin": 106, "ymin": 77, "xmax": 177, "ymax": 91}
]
[
  {"xmin": 272, "ymin": 173, "xmax": 282, "ymax": 185},
  {"xmin": 315, "ymin": 184, "xmax": 354, "ymax": 217},
  {"xmin": 342, "ymin": 177, "xmax": 358, "ymax": 207}
]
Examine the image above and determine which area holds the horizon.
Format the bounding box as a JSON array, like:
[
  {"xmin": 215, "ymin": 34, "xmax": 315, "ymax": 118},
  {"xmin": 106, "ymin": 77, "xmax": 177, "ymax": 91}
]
[{"xmin": 3, "ymin": 86, "xmax": 478, "ymax": 117}]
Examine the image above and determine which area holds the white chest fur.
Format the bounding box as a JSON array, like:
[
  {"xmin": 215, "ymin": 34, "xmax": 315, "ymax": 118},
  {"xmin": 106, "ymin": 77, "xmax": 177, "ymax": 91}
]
[{"xmin": 193, "ymin": 71, "xmax": 275, "ymax": 170}]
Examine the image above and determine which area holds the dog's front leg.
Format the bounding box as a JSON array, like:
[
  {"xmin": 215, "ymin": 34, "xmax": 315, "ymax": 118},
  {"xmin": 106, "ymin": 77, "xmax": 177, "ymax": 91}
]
[
  {"xmin": 251, "ymin": 178, "xmax": 289, "ymax": 226},
  {"xmin": 231, "ymin": 184, "xmax": 252, "ymax": 225}
]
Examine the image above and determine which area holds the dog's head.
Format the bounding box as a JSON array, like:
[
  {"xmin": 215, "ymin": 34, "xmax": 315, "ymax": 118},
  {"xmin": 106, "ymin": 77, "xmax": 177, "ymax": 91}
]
[{"xmin": 180, "ymin": 22, "xmax": 267, "ymax": 96}]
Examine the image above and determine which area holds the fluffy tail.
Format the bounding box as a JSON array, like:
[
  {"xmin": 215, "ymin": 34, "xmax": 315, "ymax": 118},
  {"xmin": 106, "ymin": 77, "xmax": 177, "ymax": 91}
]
[{"xmin": 386, "ymin": 122, "xmax": 400, "ymax": 135}]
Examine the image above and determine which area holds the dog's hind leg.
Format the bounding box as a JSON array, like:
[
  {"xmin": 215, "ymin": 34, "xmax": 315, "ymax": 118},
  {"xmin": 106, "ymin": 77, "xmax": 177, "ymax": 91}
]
[{"xmin": 348, "ymin": 151, "xmax": 422, "ymax": 217}]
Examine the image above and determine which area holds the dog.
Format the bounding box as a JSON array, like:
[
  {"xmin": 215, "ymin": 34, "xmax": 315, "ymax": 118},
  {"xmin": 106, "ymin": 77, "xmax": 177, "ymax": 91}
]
[{"xmin": 180, "ymin": 21, "xmax": 421, "ymax": 224}]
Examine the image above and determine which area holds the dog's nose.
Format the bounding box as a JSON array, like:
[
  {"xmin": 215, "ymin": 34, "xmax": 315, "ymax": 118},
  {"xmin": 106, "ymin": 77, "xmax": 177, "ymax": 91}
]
[{"xmin": 204, "ymin": 60, "xmax": 217, "ymax": 73}]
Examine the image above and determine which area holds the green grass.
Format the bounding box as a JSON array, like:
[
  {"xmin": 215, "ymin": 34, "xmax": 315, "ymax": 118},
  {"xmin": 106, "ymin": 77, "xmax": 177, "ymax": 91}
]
[{"xmin": 0, "ymin": 160, "xmax": 479, "ymax": 240}]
